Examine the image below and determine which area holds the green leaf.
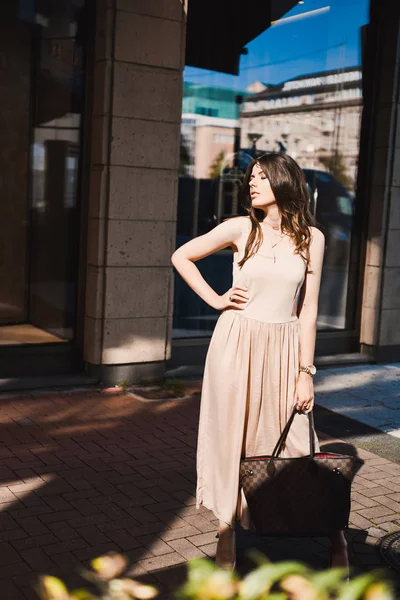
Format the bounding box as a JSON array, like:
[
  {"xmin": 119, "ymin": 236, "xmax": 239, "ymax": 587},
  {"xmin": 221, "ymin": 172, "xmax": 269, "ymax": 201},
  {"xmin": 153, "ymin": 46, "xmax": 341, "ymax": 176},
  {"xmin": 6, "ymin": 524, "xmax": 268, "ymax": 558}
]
[
  {"xmin": 364, "ymin": 581, "xmax": 394, "ymax": 600},
  {"xmin": 70, "ymin": 590, "xmax": 98, "ymax": 600},
  {"xmin": 310, "ymin": 567, "xmax": 348, "ymax": 595},
  {"xmin": 246, "ymin": 550, "xmax": 271, "ymax": 567},
  {"xmin": 177, "ymin": 560, "xmax": 237, "ymax": 599},
  {"xmin": 91, "ymin": 553, "xmax": 127, "ymax": 580},
  {"xmin": 183, "ymin": 559, "xmax": 218, "ymax": 591},
  {"xmin": 176, "ymin": 560, "xmax": 215, "ymax": 598},
  {"xmin": 239, "ymin": 562, "xmax": 308, "ymax": 600},
  {"xmin": 337, "ymin": 572, "xmax": 381, "ymax": 600},
  {"xmin": 38, "ymin": 576, "xmax": 70, "ymax": 600}
]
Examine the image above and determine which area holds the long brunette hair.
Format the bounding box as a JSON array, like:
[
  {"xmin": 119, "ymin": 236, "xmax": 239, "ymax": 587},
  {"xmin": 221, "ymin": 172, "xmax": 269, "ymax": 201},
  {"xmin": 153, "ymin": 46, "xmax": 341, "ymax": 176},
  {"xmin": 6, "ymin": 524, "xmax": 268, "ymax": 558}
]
[{"xmin": 238, "ymin": 152, "xmax": 315, "ymax": 268}]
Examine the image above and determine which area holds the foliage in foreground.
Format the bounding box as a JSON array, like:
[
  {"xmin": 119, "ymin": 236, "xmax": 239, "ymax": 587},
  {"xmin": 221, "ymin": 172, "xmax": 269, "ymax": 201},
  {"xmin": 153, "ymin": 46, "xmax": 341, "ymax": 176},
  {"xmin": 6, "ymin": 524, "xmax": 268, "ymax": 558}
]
[{"xmin": 38, "ymin": 551, "xmax": 394, "ymax": 600}]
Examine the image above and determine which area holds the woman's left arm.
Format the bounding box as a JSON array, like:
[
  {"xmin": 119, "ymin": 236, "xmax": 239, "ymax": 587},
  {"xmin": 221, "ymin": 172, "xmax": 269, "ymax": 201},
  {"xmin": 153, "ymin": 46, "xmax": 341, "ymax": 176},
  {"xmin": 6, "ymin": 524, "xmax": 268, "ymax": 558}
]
[{"xmin": 295, "ymin": 227, "xmax": 325, "ymax": 413}]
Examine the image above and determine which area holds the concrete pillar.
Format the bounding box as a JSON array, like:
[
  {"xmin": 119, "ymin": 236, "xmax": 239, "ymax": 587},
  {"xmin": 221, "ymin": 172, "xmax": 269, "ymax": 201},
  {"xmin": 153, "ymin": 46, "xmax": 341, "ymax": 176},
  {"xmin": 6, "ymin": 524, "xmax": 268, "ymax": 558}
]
[
  {"xmin": 360, "ymin": 3, "xmax": 400, "ymax": 362},
  {"xmin": 84, "ymin": 0, "xmax": 186, "ymax": 384}
]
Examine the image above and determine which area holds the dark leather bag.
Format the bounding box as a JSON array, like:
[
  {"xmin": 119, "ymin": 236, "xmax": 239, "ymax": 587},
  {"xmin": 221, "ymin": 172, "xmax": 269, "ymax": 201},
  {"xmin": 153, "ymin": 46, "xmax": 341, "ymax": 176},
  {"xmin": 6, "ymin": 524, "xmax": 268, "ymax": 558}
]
[{"xmin": 239, "ymin": 407, "xmax": 361, "ymax": 537}]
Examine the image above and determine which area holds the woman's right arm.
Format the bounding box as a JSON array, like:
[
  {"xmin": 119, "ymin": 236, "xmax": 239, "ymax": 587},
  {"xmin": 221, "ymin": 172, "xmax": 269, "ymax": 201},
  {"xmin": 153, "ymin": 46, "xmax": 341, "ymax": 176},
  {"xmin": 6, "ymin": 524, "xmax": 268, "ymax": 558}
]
[{"xmin": 171, "ymin": 218, "xmax": 249, "ymax": 311}]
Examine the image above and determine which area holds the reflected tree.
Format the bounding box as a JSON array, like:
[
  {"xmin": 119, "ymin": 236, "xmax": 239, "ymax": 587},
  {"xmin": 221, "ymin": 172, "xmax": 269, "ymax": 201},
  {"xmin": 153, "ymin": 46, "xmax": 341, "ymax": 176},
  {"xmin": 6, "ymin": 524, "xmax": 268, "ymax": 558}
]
[
  {"xmin": 208, "ymin": 150, "xmax": 226, "ymax": 179},
  {"xmin": 319, "ymin": 151, "xmax": 353, "ymax": 190}
]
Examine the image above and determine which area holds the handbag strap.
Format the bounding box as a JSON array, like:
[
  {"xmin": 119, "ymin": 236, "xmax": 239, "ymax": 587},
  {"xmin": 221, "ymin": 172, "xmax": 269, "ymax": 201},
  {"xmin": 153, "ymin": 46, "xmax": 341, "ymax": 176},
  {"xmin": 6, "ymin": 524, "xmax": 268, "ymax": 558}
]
[{"xmin": 271, "ymin": 406, "xmax": 315, "ymax": 459}]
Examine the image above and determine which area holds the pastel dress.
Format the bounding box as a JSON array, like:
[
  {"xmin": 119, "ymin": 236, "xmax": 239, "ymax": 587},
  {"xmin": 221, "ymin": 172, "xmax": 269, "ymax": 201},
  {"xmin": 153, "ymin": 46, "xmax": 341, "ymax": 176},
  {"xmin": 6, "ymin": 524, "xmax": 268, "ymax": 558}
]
[{"xmin": 196, "ymin": 221, "xmax": 320, "ymax": 527}]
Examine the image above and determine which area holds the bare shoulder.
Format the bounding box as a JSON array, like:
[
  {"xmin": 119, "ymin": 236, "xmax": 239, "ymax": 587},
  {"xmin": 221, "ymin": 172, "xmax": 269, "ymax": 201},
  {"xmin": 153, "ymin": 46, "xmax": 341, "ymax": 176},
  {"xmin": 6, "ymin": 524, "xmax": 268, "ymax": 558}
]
[
  {"xmin": 310, "ymin": 226, "xmax": 325, "ymax": 246},
  {"xmin": 221, "ymin": 215, "xmax": 251, "ymax": 239},
  {"xmin": 308, "ymin": 226, "xmax": 325, "ymax": 269},
  {"xmin": 235, "ymin": 215, "xmax": 252, "ymax": 235}
]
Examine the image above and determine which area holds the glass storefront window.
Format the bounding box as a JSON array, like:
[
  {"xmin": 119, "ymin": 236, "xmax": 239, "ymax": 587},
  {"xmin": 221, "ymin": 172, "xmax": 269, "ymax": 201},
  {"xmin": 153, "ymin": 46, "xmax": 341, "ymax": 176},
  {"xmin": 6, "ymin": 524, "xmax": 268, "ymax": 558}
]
[
  {"xmin": 0, "ymin": 1, "xmax": 87, "ymax": 346},
  {"xmin": 173, "ymin": 0, "xmax": 370, "ymax": 338}
]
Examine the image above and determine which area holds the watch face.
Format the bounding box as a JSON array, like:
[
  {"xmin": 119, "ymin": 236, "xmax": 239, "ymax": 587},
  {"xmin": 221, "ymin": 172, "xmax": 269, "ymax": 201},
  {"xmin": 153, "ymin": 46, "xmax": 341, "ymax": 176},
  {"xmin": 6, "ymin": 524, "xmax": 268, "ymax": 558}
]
[{"xmin": 309, "ymin": 365, "xmax": 317, "ymax": 375}]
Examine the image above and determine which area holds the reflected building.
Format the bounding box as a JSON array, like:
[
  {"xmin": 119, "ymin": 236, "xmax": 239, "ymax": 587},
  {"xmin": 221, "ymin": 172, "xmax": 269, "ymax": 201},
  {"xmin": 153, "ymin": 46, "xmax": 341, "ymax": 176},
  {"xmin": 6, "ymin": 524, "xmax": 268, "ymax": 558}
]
[
  {"xmin": 240, "ymin": 68, "xmax": 362, "ymax": 189},
  {"xmin": 181, "ymin": 84, "xmax": 244, "ymax": 179}
]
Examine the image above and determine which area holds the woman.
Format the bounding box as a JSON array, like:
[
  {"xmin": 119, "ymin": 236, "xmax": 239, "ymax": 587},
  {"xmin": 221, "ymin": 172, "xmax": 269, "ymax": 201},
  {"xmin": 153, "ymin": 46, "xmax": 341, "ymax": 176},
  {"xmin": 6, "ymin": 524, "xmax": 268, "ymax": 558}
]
[{"xmin": 171, "ymin": 153, "xmax": 348, "ymax": 570}]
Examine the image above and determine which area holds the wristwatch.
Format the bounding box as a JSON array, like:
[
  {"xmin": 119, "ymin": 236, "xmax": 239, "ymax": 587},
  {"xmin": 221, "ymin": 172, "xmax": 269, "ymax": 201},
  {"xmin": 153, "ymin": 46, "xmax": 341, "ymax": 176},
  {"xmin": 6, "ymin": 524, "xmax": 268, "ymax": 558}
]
[{"xmin": 299, "ymin": 364, "xmax": 317, "ymax": 377}]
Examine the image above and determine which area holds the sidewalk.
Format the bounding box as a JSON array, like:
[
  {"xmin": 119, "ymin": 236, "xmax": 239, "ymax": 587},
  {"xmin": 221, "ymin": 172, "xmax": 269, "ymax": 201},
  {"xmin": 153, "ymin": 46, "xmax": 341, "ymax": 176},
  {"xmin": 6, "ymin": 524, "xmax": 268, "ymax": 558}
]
[
  {"xmin": 0, "ymin": 365, "xmax": 398, "ymax": 599},
  {"xmin": 314, "ymin": 363, "xmax": 400, "ymax": 438}
]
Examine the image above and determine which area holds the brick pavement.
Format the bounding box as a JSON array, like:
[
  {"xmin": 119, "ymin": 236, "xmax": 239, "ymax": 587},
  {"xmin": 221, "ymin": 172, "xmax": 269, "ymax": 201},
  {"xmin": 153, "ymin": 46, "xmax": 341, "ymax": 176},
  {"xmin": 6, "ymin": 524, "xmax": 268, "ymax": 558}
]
[
  {"xmin": 0, "ymin": 384, "xmax": 398, "ymax": 599},
  {"xmin": 314, "ymin": 363, "xmax": 400, "ymax": 437}
]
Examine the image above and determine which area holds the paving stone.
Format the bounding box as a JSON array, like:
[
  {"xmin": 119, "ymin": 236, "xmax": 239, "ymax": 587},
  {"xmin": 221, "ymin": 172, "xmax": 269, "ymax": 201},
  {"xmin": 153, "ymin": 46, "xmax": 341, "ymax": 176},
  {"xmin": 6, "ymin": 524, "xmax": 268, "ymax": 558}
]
[
  {"xmin": 42, "ymin": 538, "xmax": 89, "ymax": 555},
  {"xmin": 185, "ymin": 529, "xmax": 219, "ymax": 546},
  {"xmin": 50, "ymin": 551, "xmax": 82, "ymax": 568},
  {"xmin": 137, "ymin": 552, "xmax": 186, "ymax": 572},
  {"xmin": 357, "ymin": 505, "xmax": 395, "ymax": 519},
  {"xmin": 379, "ymin": 521, "xmax": 400, "ymax": 532},
  {"xmin": 0, "ymin": 579, "xmax": 26, "ymax": 600},
  {"xmin": 167, "ymin": 538, "xmax": 206, "ymax": 560},
  {"xmin": 181, "ymin": 515, "xmax": 217, "ymax": 533},
  {"xmin": 17, "ymin": 516, "xmax": 49, "ymax": 536},
  {"xmin": 18, "ymin": 548, "xmax": 55, "ymax": 570},
  {"xmin": 105, "ymin": 529, "xmax": 142, "ymax": 551},
  {"xmin": 353, "ymin": 477, "xmax": 381, "ymax": 489},
  {"xmin": 350, "ymin": 501, "xmax": 366, "ymax": 511},
  {"xmin": 124, "ymin": 507, "xmax": 156, "ymax": 524},
  {"xmin": 354, "ymin": 486, "xmax": 394, "ymax": 498},
  {"xmin": 76, "ymin": 525, "xmax": 111, "ymax": 545},
  {"xmin": 349, "ymin": 512, "xmax": 374, "ymax": 530},
  {"xmin": 0, "ymin": 543, "xmax": 23, "ymax": 566},
  {"xmin": 40, "ymin": 509, "xmax": 81, "ymax": 523},
  {"xmin": 73, "ymin": 543, "xmax": 119, "ymax": 561},
  {"xmin": 373, "ymin": 494, "xmax": 400, "ymax": 512},
  {"xmin": 48, "ymin": 522, "xmax": 79, "ymax": 541},
  {"xmin": 0, "ymin": 561, "xmax": 33, "ymax": 581},
  {"xmin": 374, "ymin": 463, "xmax": 400, "ymax": 475},
  {"xmin": 170, "ymin": 491, "xmax": 197, "ymax": 505},
  {"xmin": 363, "ymin": 458, "xmax": 391, "ymax": 466},
  {"xmin": 146, "ymin": 500, "xmax": 184, "ymax": 514},
  {"xmin": 376, "ymin": 480, "xmax": 400, "ymax": 492},
  {"xmin": 156, "ymin": 511, "xmax": 188, "ymax": 528},
  {"xmin": 10, "ymin": 505, "xmax": 52, "ymax": 519},
  {"xmin": 136, "ymin": 535, "xmax": 174, "ymax": 556},
  {"xmin": 199, "ymin": 542, "xmax": 218, "ymax": 557},
  {"xmin": 13, "ymin": 533, "xmax": 59, "ymax": 551},
  {"xmin": 159, "ymin": 525, "xmax": 202, "ymax": 542},
  {"xmin": 371, "ymin": 512, "xmax": 400, "ymax": 525},
  {"xmin": 366, "ymin": 527, "xmax": 386, "ymax": 538},
  {"xmin": 351, "ymin": 492, "xmax": 379, "ymax": 508},
  {"xmin": 0, "ymin": 488, "xmax": 18, "ymax": 503},
  {"xmin": 0, "ymin": 529, "xmax": 28, "ymax": 543}
]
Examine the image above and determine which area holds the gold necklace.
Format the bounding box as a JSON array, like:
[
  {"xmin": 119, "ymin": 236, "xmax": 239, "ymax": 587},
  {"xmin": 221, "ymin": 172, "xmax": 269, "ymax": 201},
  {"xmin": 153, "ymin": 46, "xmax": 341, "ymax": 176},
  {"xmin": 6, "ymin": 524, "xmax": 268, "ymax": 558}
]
[
  {"xmin": 261, "ymin": 223, "xmax": 285, "ymax": 262},
  {"xmin": 263, "ymin": 219, "xmax": 281, "ymax": 231},
  {"xmin": 262, "ymin": 222, "xmax": 284, "ymax": 248}
]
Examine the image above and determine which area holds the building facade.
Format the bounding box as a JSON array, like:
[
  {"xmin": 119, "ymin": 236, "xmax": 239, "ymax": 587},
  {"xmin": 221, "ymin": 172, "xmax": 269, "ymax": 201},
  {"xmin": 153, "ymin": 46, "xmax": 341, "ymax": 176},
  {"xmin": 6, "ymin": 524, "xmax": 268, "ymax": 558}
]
[
  {"xmin": 0, "ymin": 0, "xmax": 399, "ymax": 387},
  {"xmin": 240, "ymin": 68, "xmax": 363, "ymax": 189}
]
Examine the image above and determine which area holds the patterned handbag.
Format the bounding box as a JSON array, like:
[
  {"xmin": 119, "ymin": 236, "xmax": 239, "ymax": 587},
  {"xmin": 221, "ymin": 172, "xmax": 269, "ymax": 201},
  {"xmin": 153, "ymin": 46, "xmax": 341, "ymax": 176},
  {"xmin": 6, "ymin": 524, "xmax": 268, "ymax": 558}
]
[{"xmin": 239, "ymin": 406, "xmax": 362, "ymax": 537}]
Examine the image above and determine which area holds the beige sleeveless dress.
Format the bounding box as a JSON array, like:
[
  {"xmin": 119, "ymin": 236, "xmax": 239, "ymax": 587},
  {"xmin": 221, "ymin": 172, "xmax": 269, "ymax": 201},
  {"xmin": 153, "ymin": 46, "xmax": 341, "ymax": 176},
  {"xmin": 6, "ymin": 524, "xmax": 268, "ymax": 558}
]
[{"xmin": 196, "ymin": 220, "xmax": 320, "ymax": 528}]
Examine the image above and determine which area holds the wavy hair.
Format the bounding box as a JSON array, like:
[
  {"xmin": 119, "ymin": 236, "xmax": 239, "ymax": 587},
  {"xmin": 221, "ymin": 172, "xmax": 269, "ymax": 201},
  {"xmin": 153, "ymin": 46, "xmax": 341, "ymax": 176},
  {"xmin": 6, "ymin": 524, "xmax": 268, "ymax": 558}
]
[{"xmin": 238, "ymin": 152, "xmax": 315, "ymax": 268}]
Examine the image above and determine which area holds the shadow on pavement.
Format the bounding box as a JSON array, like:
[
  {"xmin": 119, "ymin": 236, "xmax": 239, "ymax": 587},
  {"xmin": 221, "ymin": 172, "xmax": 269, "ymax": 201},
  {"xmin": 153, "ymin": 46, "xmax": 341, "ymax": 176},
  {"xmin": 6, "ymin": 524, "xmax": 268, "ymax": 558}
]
[{"xmin": 0, "ymin": 387, "xmax": 397, "ymax": 599}]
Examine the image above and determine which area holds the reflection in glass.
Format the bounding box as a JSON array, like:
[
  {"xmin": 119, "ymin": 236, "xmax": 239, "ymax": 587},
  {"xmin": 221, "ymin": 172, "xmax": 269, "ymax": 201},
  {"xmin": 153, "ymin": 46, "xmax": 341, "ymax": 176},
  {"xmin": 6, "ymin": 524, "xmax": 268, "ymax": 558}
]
[
  {"xmin": 173, "ymin": 0, "xmax": 370, "ymax": 338},
  {"xmin": 0, "ymin": 1, "xmax": 86, "ymax": 346}
]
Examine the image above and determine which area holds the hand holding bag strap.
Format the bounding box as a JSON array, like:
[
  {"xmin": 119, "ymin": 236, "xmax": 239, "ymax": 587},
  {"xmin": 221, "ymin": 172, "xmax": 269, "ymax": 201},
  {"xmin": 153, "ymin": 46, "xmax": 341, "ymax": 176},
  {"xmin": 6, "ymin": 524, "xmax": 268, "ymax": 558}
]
[{"xmin": 271, "ymin": 407, "xmax": 315, "ymax": 459}]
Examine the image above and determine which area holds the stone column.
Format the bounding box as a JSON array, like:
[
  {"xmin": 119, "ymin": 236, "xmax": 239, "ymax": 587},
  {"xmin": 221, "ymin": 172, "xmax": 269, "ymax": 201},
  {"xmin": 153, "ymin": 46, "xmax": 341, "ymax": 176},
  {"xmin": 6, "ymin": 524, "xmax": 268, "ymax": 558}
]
[
  {"xmin": 360, "ymin": 2, "xmax": 400, "ymax": 362},
  {"xmin": 84, "ymin": 0, "xmax": 186, "ymax": 384}
]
